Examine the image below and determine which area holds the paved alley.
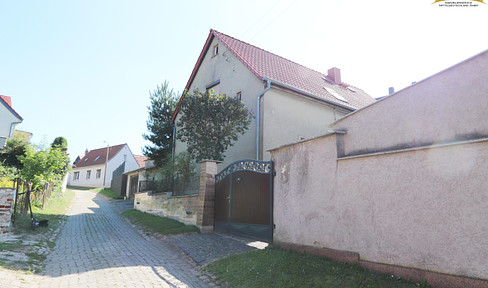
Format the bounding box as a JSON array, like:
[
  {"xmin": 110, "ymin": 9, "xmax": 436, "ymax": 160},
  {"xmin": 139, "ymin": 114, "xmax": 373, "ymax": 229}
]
[{"xmin": 0, "ymin": 190, "xmax": 215, "ymax": 288}]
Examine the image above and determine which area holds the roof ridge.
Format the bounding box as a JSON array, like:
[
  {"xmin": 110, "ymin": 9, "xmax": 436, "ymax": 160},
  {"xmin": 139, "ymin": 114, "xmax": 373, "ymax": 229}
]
[{"xmin": 211, "ymin": 29, "xmax": 331, "ymax": 79}]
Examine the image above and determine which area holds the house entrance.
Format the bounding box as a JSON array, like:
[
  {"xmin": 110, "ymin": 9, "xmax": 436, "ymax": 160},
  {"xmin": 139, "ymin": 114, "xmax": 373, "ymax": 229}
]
[
  {"xmin": 128, "ymin": 174, "xmax": 139, "ymax": 199},
  {"xmin": 214, "ymin": 159, "xmax": 274, "ymax": 243}
]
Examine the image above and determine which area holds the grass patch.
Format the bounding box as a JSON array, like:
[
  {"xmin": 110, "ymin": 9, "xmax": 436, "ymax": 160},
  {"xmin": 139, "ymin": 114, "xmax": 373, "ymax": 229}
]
[
  {"xmin": 67, "ymin": 186, "xmax": 124, "ymax": 199},
  {"xmin": 93, "ymin": 187, "xmax": 124, "ymax": 199},
  {"xmin": 121, "ymin": 209, "xmax": 199, "ymax": 235},
  {"xmin": 5, "ymin": 188, "xmax": 76, "ymax": 273},
  {"xmin": 66, "ymin": 185, "xmax": 95, "ymax": 190},
  {"xmin": 207, "ymin": 247, "xmax": 425, "ymax": 288}
]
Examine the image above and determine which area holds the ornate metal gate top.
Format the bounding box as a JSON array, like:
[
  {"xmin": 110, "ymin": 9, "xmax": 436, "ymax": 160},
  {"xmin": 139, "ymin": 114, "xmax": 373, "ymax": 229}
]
[{"xmin": 215, "ymin": 159, "xmax": 273, "ymax": 183}]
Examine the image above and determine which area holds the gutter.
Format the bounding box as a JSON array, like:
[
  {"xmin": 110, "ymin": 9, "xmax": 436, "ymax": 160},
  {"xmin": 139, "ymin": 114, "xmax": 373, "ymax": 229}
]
[
  {"xmin": 263, "ymin": 78, "xmax": 355, "ymax": 113},
  {"xmin": 256, "ymin": 79, "xmax": 271, "ymax": 160}
]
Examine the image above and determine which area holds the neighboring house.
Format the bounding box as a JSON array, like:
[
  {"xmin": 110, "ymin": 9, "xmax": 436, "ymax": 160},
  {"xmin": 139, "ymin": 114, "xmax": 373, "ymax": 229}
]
[
  {"xmin": 68, "ymin": 144, "xmax": 139, "ymax": 188},
  {"xmin": 172, "ymin": 29, "xmax": 375, "ymax": 170},
  {"xmin": 14, "ymin": 130, "xmax": 33, "ymax": 142},
  {"xmin": 124, "ymin": 156, "xmax": 154, "ymax": 199},
  {"xmin": 0, "ymin": 95, "xmax": 23, "ymax": 149}
]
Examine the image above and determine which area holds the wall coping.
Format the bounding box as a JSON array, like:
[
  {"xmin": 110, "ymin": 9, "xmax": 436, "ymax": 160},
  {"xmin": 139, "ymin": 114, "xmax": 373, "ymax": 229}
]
[{"xmin": 338, "ymin": 137, "xmax": 488, "ymax": 161}]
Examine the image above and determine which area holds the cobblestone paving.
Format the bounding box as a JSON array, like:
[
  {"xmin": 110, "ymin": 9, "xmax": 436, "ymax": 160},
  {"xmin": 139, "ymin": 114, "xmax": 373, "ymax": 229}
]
[
  {"xmin": 170, "ymin": 234, "xmax": 258, "ymax": 265},
  {"xmin": 0, "ymin": 190, "xmax": 214, "ymax": 288}
]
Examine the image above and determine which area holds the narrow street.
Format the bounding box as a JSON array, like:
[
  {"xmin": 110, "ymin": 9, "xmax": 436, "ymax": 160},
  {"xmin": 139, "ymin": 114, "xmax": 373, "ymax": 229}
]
[{"xmin": 1, "ymin": 190, "xmax": 214, "ymax": 288}]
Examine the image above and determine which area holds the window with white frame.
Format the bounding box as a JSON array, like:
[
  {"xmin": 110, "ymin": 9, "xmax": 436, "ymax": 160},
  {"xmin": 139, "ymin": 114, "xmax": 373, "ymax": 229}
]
[
  {"xmin": 86, "ymin": 170, "xmax": 91, "ymax": 180},
  {"xmin": 73, "ymin": 172, "xmax": 80, "ymax": 180},
  {"xmin": 96, "ymin": 169, "xmax": 101, "ymax": 179}
]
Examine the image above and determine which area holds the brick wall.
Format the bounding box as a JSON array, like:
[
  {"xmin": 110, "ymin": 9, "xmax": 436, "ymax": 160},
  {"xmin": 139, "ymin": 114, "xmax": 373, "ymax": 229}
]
[{"xmin": 0, "ymin": 188, "xmax": 15, "ymax": 234}]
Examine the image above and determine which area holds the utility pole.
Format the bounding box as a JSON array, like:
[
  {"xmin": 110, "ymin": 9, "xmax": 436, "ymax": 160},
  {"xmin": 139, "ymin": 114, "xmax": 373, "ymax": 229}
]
[{"xmin": 102, "ymin": 142, "xmax": 109, "ymax": 190}]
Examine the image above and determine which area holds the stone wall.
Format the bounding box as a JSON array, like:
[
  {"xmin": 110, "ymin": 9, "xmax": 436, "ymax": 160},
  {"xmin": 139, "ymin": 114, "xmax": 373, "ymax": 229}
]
[
  {"xmin": 134, "ymin": 161, "xmax": 217, "ymax": 232},
  {"xmin": 0, "ymin": 188, "xmax": 15, "ymax": 234},
  {"xmin": 134, "ymin": 192, "xmax": 199, "ymax": 226}
]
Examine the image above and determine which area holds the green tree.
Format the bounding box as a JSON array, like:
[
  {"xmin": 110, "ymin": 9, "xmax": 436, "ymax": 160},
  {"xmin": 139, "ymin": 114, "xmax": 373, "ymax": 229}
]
[
  {"xmin": 143, "ymin": 81, "xmax": 177, "ymax": 167},
  {"xmin": 19, "ymin": 145, "xmax": 70, "ymax": 190},
  {"xmin": 176, "ymin": 89, "xmax": 253, "ymax": 162},
  {"xmin": 51, "ymin": 136, "xmax": 68, "ymax": 149},
  {"xmin": 0, "ymin": 135, "xmax": 30, "ymax": 170}
]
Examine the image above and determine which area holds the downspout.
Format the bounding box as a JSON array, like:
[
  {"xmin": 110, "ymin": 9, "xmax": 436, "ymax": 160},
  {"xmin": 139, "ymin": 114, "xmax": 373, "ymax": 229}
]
[
  {"xmin": 256, "ymin": 79, "xmax": 272, "ymax": 160},
  {"xmin": 8, "ymin": 120, "xmax": 22, "ymax": 138}
]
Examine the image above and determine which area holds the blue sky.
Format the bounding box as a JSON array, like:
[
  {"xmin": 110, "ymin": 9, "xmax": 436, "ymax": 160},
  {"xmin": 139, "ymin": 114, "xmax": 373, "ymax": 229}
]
[{"xmin": 1, "ymin": 0, "xmax": 487, "ymax": 160}]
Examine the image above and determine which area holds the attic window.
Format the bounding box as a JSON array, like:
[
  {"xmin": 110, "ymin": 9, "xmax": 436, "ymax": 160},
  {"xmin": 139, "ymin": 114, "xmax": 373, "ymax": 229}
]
[
  {"xmin": 347, "ymin": 86, "xmax": 357, "ymax": 93},
  {"xmin": 94, "ymin": 156, "xmax": 100, "ymax": 161},
  {"xmin": 213, "ymin": 44, "xmax": 219, "ymax": 56},
  {"xmin": 84, "ymin": 158, "xmax": 88, "ymax": 162},
  {"xmin": 324, "ymin": 87, "xmax": 349, "ymax": 103}
]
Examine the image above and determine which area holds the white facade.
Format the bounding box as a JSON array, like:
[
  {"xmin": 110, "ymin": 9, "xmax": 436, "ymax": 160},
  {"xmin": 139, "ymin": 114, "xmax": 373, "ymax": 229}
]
[
  {"xmin": 68, "ymin": 145, "xmax": 140, "ymax": 188},
  {"xmin": 0, "ymin": 100, "xmax": 22, "ymax": 148}
]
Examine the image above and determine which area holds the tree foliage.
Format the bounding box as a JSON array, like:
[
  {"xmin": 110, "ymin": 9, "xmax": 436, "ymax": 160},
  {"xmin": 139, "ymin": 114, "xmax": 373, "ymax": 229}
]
[
  {"xmin": 176, "ymin": 89, "xmax": 253, "ymax": 162},
  {"xmin": 19, "ymin": 145, "xmax": 70, "ymax": 190},
  {"xmin": 0, "ymin": 135, "xmax": 30, "ymax": 170},
  {"xmin": 51, "ymin": 136, "xmax": 68, "ymax": 149},
  {"xmin": 143, "ymin": 81, "xmax": 177, "ymax": 167}
]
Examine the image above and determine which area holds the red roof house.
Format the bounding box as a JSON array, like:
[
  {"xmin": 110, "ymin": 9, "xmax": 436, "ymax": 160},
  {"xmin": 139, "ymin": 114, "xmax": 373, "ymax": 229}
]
[
  {"xmin": 68, "ymin": 144, "xmax": 140, "ymax": 189},
  {"xmin": 173, "ymin": 29, "xmax": 375, "ymax": 167},
  {"xmin": 1, "ymin": 95, "xmax": 23, "ymax": 148}
]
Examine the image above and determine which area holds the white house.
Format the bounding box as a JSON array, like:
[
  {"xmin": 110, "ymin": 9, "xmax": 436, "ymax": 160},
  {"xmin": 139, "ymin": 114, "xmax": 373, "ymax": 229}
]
[
  {"xmin": 172, "ymin": 30, "xmax": 375, "ymax": 171},
  {"xmin": 0, "ymin": 95, "xmax": 23, "ymax": 149},
  {"xmin": 68, "ymin": 144, "xmax": 140, "ymax": 188}
]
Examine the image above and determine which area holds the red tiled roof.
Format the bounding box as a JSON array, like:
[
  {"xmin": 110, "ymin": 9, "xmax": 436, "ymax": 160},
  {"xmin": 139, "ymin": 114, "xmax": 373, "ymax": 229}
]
[
  {"xmin": 172, "ymin": 29, "xmax": 375, "ymax": 120},
  {"xmin": 74, "ymin": 144, "xmax": 126, "ymax": 168},
  {"xmin": 0, "ymin": 95, "xmax": 23, "ymax": 121},
  {"xmin": 134, "ymin": 155, "xmax": 147, "ymax": 168}
]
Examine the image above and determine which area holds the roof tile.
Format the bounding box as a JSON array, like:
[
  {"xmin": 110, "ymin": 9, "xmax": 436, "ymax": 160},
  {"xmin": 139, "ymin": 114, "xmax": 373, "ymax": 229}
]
[
  {"xmin": 211, "ymin": 30, "xmax": 375, "ymax": 110},
  {"xmin": 74, "ymin": 144, "xmax": 126, "ymax": 168}
]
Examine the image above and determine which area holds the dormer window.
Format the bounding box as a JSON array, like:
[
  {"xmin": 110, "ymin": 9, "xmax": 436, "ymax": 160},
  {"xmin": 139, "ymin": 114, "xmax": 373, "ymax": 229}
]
[
  {"xmin": 324, "ymin": 87, "xmax": 349, "ymax": 103},
  {"xmin": 213, "ymin": 44, "xmax": 219, "ymax": 56}
]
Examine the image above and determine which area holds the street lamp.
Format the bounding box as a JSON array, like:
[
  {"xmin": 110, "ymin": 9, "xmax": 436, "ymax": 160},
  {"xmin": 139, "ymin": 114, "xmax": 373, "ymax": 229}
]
[{"xmin": 102, "ymin": 142, "xmax": 109, "ymax": 190}]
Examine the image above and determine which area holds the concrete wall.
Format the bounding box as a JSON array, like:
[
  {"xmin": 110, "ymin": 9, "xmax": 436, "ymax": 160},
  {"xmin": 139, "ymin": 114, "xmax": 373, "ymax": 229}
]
[
  {"xmin": 270, "ymin": 50, "xmax": 488, "ymax": 284},
  {"xmin": 262, "ymin": 86, "xmax": 348, "ymax": 160},
  {"xmin": 0, "ymin": 188, "xmax": 15, "ymax": 233},
  {"xmin": 331, "ymin": 49, "xmax": 488, "ymax": 157}
]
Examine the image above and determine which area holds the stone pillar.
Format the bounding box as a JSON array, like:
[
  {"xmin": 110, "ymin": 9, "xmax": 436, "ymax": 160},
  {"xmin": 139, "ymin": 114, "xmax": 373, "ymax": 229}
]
[
  {"xmin": 0, "ymin": 188, "xmax": 15, "ymax": 234},
  {"xmin": 196, "ymin": 161, "xmax": 218, "ymax": 233}
]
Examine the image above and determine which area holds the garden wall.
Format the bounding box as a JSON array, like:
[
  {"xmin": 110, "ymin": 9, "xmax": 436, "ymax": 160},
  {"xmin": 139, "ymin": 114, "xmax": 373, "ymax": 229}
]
[
  {"xmin": 0, "ymin": 188, "xmax": 15, "ymax": 233},
  {"xmin": 134, "ymin": 161, "xmax": 217, "ymax": 233},
  {"xmin": 135, "ymin": 192, "xmax": 199, "ymax": 226},
  {"xmin": 270, "ymin": 50, "xmax": 488, "ymax": 287}
]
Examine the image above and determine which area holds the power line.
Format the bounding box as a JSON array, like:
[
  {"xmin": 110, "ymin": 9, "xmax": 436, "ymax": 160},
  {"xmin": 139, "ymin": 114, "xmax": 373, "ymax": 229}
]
[{"xmin": 248, "ymin": 0, "xmax": 300, "ymax": 42}]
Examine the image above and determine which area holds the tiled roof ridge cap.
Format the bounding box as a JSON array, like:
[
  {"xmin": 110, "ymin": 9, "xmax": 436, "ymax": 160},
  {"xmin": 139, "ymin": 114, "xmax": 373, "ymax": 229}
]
[{"xmin": 211, "ymin": 29, "xmax": 340, "ymax": 82}]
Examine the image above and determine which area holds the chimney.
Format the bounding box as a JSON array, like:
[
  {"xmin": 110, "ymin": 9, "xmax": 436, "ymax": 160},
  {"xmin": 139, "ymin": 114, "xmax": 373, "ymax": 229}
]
[
  {"xmin": 327, "ymin": 67, "xmax": 341, "ymax": 85},
  {"xmin": 388, "ymin": 87, "xmax": 395, "ymax": 95},
  {"xmin": 85, "ymin": 149, "xmax": 89, "ymax": 155}
]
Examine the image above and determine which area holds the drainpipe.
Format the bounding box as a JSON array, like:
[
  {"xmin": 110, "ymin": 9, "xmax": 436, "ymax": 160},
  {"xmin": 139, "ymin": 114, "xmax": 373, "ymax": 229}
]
[
  {"xmin": 256, "ymin": 79, "xmax": 272, "ymax": 160},
  {"xmin": 9, "ymin": 120, "xmax": 22, "ymax": 138}
]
